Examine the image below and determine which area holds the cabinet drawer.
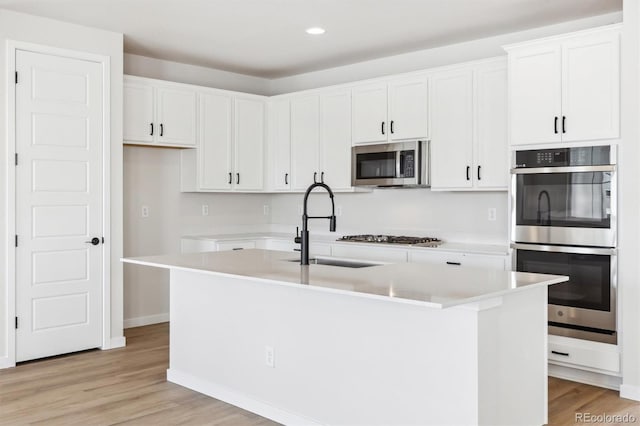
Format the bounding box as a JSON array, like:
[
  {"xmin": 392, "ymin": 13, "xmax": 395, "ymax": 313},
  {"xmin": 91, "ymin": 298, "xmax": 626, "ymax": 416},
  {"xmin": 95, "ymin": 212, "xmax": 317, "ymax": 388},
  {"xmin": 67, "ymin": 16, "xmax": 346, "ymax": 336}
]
[
  {"xmin": 216, "ymin": 240, "xmax": 257, "ymax": 251},
  {"xmin": 408, "ymin": 251, "xmax": 506, "ymax": 270},
  {"xmin": 265, "ymin": 239, "xmax": 297, "ymax": 252},
  {"xmin": 548, "ymin": 337, "xmax": 620, "ymax": 374},
  {"xmin": 331, "ymin": 245, "xmax": 407, "ymax": 263},
  {"xmin": 181, "ymin": 239, "xmax": 218, "ymax": 253}
]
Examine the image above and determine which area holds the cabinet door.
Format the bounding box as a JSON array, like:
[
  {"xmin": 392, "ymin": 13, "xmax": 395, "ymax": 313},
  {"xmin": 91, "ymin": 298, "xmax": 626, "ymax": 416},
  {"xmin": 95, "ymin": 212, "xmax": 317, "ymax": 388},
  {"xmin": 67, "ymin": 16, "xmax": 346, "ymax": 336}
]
[
  {"xmin": 156, "ymin": 86, "xmax": 197, "ymax": 146},
  {"xmin": 320, "ymin": 91, "xmax": 352, "ymax": 190},
  {"xmin": 234, "ymin": 98, "xmax": 265, "ymax": 191},
  {"xmin": 389, "ymin": 78, "xmax": 428, "ymax": 141},
  {"xmin": 199, "ymin": 92, "xmax": 233, "ymax": 190},
  {"xmin": 561, "ymin": 32, "xmax": 620, "ymax": 142},
  {"xmin": 474, "ymin": 61, "xmax": 508, "ymax": 190},
  {"xmin": 351, "ymin": 84, "xmax": 388, "ymax": 144},
  {"xmin": 430, "ymin": 69, "xmax": 474, "ymax": 190},
  {"xmin": 123, "ymin": 82, "xmax": 154, "ymax": 143},
  {"xmin": 509, "ymin": 44, "xmax": 562, "ymax": 145},
  {"xmin": 290, "ymin": 96, "xmax": 320, "ymax": 191},
  {"xmin": 270, "ymin": 100, "xmax": 291, "ymax": 191}
]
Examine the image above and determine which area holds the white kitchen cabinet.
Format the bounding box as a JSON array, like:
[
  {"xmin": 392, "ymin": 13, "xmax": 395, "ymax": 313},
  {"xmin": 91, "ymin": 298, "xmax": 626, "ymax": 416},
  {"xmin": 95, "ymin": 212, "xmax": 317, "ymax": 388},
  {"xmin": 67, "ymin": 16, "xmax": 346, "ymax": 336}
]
[
  {"xmin": 408, "ymin": 250, "xmax": 506, "ymax": 270},
  {"xmin": 269, "ymin": 100, "xmax": 292, "ymax": 191},
  {"xmin": 351, "ymin": 84, "xmax": 388, "ymax": 144},
  {"xmin": 351, "ymin": 77, "xmax": 428, "ymax": 145},
  {"xmin": 506, "ymin": 24, "xmax": 620, "ymax": 146},
  {"xmin": 548, "ymin": 335, "xmax": 620, "ymax": 374},
  {"xmin": 290, "ymin": 95, "xmax": 320, "ymax": 191},
  {"xmin": 181, "ymin": 90, "xmax": 266, "ymax": 192},
  {"xmin": 320, "ymin": 91, "xmax": 352, "ymax": 190},
  {"xmin": 198, "ymin": 92, "xmax": 233, "ymax": 191},
  {"xmin": 430, "ymin": 68, "xmax": 474, "ymax": 190},
  {"xmin": 124, "ymin": 76, "xmax": 197, "ymax": 148},
  {"xmin": 216, "ymin": 240, "xmax": 257, "ymax": 251},
  {"xmin": 286, "ymin": 91, "xmax": 352, "ymax": 192},
  {"xmin": 234, "ymin": 97, "xmax": 265, "ymax": 190},
  {"xmin": 331, "ymin": 244, "xmax": 407, "ymax": 263},
  {"xmin": 430, "ymin": 58, "xmax": 508, "ymax": 191}
]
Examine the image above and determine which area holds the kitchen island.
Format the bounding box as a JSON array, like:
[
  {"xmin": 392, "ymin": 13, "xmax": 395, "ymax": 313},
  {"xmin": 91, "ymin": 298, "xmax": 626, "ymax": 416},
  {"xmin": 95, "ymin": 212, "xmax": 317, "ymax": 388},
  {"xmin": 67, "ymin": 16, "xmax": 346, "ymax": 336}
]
[{"xmin": 122, "ymin": 249, "xmax": 567, "ymax": 426}]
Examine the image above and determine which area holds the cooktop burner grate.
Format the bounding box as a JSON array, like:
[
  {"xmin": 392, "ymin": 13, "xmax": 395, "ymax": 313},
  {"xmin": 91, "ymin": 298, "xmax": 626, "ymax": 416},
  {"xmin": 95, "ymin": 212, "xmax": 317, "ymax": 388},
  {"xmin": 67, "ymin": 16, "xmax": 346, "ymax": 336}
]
[{"xmin": 337, "ymin": 235, "xmax": 442, "ymax": 246}]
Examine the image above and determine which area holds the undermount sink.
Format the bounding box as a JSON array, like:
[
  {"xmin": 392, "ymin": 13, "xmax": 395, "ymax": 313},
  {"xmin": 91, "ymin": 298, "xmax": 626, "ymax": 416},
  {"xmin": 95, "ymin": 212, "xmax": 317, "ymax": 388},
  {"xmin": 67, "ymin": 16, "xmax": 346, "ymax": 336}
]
[{"xmin": 285, "ymin": 257, "xmax": 381, "ymax": 268}]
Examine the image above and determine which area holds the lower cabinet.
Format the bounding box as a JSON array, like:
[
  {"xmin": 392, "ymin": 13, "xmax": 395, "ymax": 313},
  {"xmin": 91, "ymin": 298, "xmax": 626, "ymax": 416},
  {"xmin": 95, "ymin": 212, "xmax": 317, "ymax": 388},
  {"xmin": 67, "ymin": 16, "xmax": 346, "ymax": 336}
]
[
  {"xmin": 408, "ymin": 250, "xmax": 506, "ymax": 270},
  {"xmin": 331, "ymin": 245, "xmax": 408, "ymax": 263},
  {"xmin": 548, "ymin": 335, "xmax": 620, "ymax": 375}
]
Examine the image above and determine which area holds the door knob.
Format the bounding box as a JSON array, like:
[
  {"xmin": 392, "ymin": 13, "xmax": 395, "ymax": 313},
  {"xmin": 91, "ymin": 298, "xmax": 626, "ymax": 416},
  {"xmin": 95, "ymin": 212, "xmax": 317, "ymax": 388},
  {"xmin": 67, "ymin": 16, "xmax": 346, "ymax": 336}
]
[{"xmin": 85, "ymin": 237, "xmax": 100, "ymax": 246}]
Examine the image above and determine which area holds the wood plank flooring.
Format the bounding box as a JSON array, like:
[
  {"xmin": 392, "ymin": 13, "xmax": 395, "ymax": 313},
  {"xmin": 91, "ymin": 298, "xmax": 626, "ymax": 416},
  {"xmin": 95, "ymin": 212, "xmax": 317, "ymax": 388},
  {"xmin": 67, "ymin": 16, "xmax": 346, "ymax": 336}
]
[{"xmin": 0, "ymin": 322, "xmax": 638, "ymax": 425}]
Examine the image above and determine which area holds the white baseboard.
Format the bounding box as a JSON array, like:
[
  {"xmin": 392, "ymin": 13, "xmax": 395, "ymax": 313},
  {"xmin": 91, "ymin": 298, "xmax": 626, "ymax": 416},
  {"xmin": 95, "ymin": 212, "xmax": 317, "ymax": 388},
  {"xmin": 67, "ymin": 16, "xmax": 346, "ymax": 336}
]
[
  {"xmin": 0, "ymin": 356, "xmax": 15, "ymax": 369},
  {"xmin": 549, "ymin": 364, "xmax": 622, "ymax": 390},
  {"xmin": 620, "ymin": 384, "xmax": 640, "ymax": 401},
  {"xmin": 167, "ymin": 368, "xmax": 321, "ymax": 426},
  {"xmin": 107, "ymin": 336, "xmax": 126, "ymax": 349},
  {"xmin": 124, "ymin": 313, "xmax": 169, "ymax": 329}
]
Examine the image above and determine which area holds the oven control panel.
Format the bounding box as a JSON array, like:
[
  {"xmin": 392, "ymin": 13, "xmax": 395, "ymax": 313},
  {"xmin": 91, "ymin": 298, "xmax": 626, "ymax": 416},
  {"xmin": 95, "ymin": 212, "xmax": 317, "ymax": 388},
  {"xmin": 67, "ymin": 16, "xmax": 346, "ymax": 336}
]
[{"xmin": 515, "ymin": 146, "xmax": 611, "ymax": 168}]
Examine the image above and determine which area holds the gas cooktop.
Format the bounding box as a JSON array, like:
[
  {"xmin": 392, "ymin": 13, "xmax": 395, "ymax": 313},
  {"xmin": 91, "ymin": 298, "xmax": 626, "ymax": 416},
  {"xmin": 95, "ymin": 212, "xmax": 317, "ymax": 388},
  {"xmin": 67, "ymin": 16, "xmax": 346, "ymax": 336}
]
[{"xmin": 337, "ymin": 235, "xmax": 442, "ymax": 247}]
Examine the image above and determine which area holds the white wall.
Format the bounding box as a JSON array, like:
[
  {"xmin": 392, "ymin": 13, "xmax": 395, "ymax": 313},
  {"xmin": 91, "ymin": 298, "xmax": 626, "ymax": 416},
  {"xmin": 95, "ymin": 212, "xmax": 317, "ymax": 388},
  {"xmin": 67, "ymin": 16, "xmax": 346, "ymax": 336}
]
[
  {"xmin": 271, "ymin": 190, "xmax": 508, "ymax": 244},
  {"xmin": 620, "ymin": 0, "xmax": 640, "ymax": 401},
  {"xmin": 125, "ymin": 53, "xmax": 271, "ymax": 95},
  {"xmin": 123, "ymin": 146, "xmax": 271, "ymax": 327},
  {"xmin": 0, "ymin": 9, "xmax": 123, "ymax": 365},
  {"xmin": 269, "ymin": 12, "xmax": 622, "ymax": 94}
]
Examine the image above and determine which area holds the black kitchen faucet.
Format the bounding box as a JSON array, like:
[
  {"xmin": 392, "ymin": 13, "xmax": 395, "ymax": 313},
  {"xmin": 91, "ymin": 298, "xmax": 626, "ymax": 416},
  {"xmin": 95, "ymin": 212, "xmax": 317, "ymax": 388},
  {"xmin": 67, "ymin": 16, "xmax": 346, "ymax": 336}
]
[{"xmin": 294, "ymin": 182, "xmax": 337, "ymax": 265}]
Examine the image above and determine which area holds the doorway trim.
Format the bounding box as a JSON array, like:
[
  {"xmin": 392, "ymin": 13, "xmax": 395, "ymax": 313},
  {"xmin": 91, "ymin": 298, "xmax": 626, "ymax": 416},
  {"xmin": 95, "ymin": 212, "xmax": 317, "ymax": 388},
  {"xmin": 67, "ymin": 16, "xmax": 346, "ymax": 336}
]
[{"xmin": 4, "ymin": 40, "xmax": 111, "ymax": 368}]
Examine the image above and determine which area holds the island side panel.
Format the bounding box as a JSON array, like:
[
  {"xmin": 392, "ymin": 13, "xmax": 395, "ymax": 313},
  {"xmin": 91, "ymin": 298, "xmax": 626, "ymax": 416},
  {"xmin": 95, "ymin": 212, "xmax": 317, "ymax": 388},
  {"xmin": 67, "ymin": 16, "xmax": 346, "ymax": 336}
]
[
  {"xmin": 476, "ymin": 285, "xmax": 548, "ymax": 426},
  {"xmin": 167, "ymin": 268, "xmax": 485, "ymax": 425}
]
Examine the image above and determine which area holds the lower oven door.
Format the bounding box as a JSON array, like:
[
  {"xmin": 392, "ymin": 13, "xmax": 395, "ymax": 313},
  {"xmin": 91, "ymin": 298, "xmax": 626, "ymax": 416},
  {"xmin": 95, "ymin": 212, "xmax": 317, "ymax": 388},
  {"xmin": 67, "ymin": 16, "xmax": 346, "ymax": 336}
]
[{"xmin": 512, "ymin": 243, "xmax": 617, "ymax": 343}]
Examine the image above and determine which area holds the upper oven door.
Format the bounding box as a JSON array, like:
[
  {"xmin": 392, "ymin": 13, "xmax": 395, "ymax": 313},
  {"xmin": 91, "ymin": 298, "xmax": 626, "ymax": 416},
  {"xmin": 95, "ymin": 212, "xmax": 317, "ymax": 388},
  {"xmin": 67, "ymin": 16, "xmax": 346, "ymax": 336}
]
[
  {"xmin": 352, "ymin": 141, "xmax": 422, "ymax": 186},
  {"xmin": 512, "ymin": 165, "xmax": 616, "ymax": 247}
]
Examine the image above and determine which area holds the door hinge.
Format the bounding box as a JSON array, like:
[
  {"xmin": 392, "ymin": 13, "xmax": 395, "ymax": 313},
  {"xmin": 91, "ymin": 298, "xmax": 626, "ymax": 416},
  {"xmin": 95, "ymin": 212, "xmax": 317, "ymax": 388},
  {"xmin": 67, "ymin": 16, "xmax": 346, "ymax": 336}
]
[
  {"xmin": 15, "ymin": 317, "xmax": 18, "ymax": 329},
  {"xmin": 15, "ymin": 71, "xmax": 18, "ymax": 84},
  {"xmin": 15, "ymin": 153, "xmax": 18, "ymax": 166},
  {"xmin": 15, "ymin": 235, "xmax": 18, "ymax": 247}
]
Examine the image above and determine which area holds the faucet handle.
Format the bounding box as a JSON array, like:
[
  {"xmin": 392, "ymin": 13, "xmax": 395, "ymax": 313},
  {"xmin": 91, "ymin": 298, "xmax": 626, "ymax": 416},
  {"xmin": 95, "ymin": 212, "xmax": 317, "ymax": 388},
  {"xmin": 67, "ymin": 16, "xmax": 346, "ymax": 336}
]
[{"xmin": 294, "ymin": 226, "xmax": 301, "ymax": 244}]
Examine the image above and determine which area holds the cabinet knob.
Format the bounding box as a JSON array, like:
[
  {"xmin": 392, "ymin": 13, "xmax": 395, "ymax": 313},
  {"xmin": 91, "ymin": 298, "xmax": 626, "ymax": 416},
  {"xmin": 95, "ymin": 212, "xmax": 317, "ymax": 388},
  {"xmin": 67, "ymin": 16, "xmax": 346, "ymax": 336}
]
[
  {"xmin": 466, "ymin": 166, "xmax": 470, "ymax": 181},
  {"xmin": 228, "ymin": 172, "xmax": 232, "ymax": 185},
  {"xmin": 554, "ymin": 116, "xmax": 558, "ymax": 134},
  {"xmin": 150, "ymin": 123, "xmax": 154, "ymax": 136},
  {"xmin": 320, "ymin": 171, "xmax": 325, "ymax": 183},
  {"xmin": 313, "ymin": 172, "xmax": 317, "ymax": 183},
  {"xmin": 390, "ymin": 120, "xmax": 394, "ymax": 134},
  {"xmin": 381, "ymin": 121, "xmax": 385, "ymax": 135},
  {"xmin": 477, "ymin": 165, "xmax": 481, "ymax": 181},
  {"xmin": 236, "ymin": 173, "xmax": 240, "ymax": 185},
  {"xmin": 285, "ymin": 173, "xmax": 289, "ymax": 185},
  {"xmin": 562, "ymin": 116, "xmax": 566, "ymax": 134},
  {"xmin": 160, "ymin": 123, "xmax": 164, "ymax": 137}
]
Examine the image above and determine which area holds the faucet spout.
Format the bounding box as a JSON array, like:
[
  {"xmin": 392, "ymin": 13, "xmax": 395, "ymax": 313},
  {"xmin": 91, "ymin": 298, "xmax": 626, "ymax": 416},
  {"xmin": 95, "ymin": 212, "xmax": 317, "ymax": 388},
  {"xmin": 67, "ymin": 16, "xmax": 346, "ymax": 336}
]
[{"xmin": 297, "ymin": 182, "xmax": 337, "ymax": 265}]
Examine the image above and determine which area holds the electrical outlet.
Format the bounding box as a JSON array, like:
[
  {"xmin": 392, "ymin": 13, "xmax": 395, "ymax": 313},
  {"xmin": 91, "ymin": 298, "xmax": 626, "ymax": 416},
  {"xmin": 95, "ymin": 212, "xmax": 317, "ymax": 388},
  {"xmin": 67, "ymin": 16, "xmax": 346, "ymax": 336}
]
[
  {"xmin": 141, "ymin": 205, "xmax": 149, "ymax": 218},
  {"xmin": 263, "ymin": 205, "xmax": 270, "ymax": 216},
  {"xmin": 265, "ymin": 346, "xmax": 275, "ymax": 368},
  {"xmin": 336, "ymin": 205, "xmax": 343, "ymax": 217},
  {"xmin": 202, "ymin": 204, "xmax": 209, "ymax": 216},
  {"xmin": 488, "ymin": 208, "xmax": 497, "ymax": 222}
]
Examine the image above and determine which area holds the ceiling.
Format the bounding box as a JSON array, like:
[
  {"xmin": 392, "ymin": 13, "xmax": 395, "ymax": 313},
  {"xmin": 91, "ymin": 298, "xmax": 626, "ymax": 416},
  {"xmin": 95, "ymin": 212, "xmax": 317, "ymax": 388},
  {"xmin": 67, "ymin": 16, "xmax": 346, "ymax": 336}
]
[{"xmin": 0, "ymin": 0, "xmax": 622, "ymax": 78}]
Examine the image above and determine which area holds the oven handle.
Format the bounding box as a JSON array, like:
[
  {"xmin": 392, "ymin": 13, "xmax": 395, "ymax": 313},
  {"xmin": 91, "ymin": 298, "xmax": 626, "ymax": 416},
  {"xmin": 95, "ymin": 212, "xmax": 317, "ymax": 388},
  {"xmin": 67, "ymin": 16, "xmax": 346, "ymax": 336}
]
[
  {"xmin": 511, "ymin": 243, "xmax": 617, "ymax": 256},
  {"xmin": 511, "ymin": 165, "xmax": 616, "ymax": 174}
]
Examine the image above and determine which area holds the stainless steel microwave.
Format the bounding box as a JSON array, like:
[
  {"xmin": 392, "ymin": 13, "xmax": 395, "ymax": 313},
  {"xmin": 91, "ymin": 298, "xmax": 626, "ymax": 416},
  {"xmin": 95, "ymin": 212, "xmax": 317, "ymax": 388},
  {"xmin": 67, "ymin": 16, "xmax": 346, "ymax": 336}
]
[{"xmin": 351, "ymin": 140, "xmax": 429, "ymax": 187}]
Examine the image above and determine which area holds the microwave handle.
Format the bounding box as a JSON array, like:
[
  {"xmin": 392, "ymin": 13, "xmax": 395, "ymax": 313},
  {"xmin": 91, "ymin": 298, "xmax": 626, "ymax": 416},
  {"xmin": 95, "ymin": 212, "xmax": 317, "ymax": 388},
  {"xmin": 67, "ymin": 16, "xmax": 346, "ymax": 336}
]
[{"xmin": 511, "ymin": 243, "xmax": 616, "ymax": 256}]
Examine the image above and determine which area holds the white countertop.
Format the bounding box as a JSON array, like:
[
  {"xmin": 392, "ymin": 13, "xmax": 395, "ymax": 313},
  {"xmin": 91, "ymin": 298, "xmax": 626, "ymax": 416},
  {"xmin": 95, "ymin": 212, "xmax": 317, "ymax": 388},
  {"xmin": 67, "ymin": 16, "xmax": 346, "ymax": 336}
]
[
  {"xmin": 181, "ymin": 232, "xmax": 510, "ymax": 256},
  {"xmin": 122, "ymin": 249, "xmax": 566, "ymax": 309}
]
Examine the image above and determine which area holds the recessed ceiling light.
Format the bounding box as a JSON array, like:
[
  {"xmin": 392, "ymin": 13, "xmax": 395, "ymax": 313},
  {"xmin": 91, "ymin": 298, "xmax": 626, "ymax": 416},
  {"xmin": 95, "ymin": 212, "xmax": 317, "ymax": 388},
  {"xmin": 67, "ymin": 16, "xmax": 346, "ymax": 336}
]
[{"xmin": 306, "ymin": 27, "xmax": 326, "ymax": 35}]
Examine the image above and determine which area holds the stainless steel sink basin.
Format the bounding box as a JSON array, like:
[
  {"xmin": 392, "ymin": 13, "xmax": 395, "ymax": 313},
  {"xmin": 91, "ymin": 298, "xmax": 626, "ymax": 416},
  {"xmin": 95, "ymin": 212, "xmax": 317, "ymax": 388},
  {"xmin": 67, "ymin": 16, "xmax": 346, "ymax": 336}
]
[{"xmin": 285, "ymin": 257, "xmax": 381, "ymax": 268}]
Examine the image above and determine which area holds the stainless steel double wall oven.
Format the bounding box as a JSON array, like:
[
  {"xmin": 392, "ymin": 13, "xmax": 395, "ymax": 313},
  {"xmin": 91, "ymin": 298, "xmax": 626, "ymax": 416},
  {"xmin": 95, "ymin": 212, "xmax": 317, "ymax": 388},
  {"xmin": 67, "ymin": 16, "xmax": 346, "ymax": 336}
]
[{"xmin": 511, "ymin": 145, "xmax": 617, "ymax": 343}]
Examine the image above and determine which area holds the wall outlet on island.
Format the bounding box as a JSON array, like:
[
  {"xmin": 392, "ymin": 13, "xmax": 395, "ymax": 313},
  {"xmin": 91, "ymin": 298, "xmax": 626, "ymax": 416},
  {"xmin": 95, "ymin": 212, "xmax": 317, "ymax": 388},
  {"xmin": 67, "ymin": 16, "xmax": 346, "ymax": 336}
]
[
  {"xmin": 202, "ymin": 204, "xmax": 209, "ymax": 216},
  {"xmin": 488, "ymin": 208, "xmax": 497, "ymax": 221},
  {"xmin": 141, "ymin": 205, "xmax": 149, "ymax": 218},
  {"xmin": 336, "ymin": 205, "xmax": 343, "ymax": 216},
  {"xmin": 265, "ymin": 346, "xmax": 275, "ymax": 368},
  {"xmin": 263, "ymin": 205, "xmax": 269, "ymax": 216}
]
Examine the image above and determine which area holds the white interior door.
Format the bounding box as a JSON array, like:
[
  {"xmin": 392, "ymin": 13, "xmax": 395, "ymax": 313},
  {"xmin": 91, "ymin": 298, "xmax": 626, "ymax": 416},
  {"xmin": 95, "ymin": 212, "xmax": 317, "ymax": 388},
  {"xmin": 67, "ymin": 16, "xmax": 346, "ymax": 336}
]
[{"xmin": 15, "ymin": 49, "xmax": 104, "ymax": 362}]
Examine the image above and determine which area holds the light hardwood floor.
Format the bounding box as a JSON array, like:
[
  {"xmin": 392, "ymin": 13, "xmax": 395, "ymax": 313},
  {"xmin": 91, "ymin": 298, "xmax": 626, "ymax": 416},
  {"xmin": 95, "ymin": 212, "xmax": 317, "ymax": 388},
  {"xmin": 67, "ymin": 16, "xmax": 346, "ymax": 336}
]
[{"xmin": 0, "ymin": 323, "xmax": 638, "ymax": 425}]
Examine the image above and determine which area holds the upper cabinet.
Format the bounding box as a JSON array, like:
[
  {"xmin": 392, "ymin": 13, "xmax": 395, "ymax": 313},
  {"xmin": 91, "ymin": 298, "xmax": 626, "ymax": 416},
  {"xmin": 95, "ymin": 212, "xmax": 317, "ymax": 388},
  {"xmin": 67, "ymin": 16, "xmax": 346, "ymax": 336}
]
[
  {"xmin": 351, "ymin": 77, "xmax": 428, "ymax": 145},
  {"xmin": 272, "ymin": 90, "xmax": 353, "ymax": 192},
  {"xmin": 181, "ymin": 90, "xmax": 266, "ymax": 192},
  {"xmin": 506, "ymin": 24, "xmax": 620, "ymax": 146},
  {"xmin": 430, "ymin": 58, "xmax": 508, "ymax": 191},
  {"xmin": 124, "ymin": 76, "xmax": 197, "ymax": 148}
]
